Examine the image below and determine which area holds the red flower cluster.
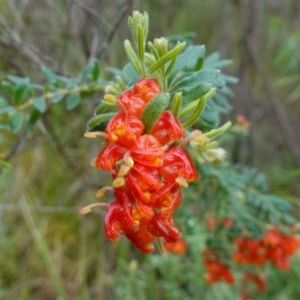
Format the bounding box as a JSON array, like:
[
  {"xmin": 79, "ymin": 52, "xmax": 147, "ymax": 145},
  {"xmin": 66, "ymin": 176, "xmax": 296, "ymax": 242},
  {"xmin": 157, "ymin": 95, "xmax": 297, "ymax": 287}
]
[
  {"xmin": 205, "ymin": 217, "xmax": 234, "ymax": 229},
  {"xmin": 241, "ymin": 273, "xmax": 265, "ymax": 300},
  {"xmin": 233, "ymin": 227, "xmax": 300, "ymax": 269},
  {"xmin": 202, "ymin": 248, "xmax": 235, "ymax": 285},
  {"xmin": 95, "ymin": 78, "xmax": 198, "ymax": 253}
]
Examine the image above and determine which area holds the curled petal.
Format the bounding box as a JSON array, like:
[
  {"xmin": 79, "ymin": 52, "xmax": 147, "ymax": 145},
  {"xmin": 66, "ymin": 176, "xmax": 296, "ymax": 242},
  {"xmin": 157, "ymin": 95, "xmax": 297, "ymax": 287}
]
[
  {"xmin": 160, "ymin": 148, "xmax": 198, "ymax": 182},
  {"xmin": 96, "ymin": 143, "xmax": 128, "ymax": 173},
  {"xmin": 126, "ymin": 164, "xmax": 163, "ymax": 202},
  {"xmin": 150, "ymin": 111, "xmax": 184, "ymax": 144},
  {"xmin": 152, "ymin": 182, "xmax": 182, "ymax": 214},
  {"xmin": 125, "ymin": 231, "xmax": 155, "ymax": 254},
  {"xmin": 118, "ymin": 91, "xmax": 146, "ymax": 117},
  {"xmin": 106, "ymin": 112, "xmax": 145, "ymax": 146},
  {"xmin": 114, "ymin": 188, "xmax": 137, "ymax": 229},
  {"xmin": 130, "ymin": 135, "xmax": 165, "ymax": 167},
  {"xmin": 104, "ymin": 202, "xmax": 124, "ymax": 239},
  {"xmin": 133, "ymin": 78, "xmax": 161, "ymax": 103},
  {"xmin": 147, "ymin": 213, "xmax": 180, "ymax": 243}
]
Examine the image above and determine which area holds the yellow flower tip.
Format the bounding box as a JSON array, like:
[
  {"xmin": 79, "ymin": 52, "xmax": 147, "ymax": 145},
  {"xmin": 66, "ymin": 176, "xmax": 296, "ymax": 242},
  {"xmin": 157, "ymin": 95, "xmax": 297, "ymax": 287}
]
[
  {"xmin": 84, "ymin": 131, "xmax": 108, "ymax": 139},
  {"xmin": 124, "ymin": 156, "xmax": 134, "ymax": 168},
  {"xmin": 90, "ymin": 157, "xmax": 97, "ymax": 167},
  {"xmin": 95, "ymin": 188, "xmax": 107, "ymax": 198},
  {"xmin": 84, "ymin": 132, "xmax": 97, "ymax": 138},
  {"xmin": 118, "ymin": 165, "xmax": 131, "ymax": 177},
  {"xmin": 104, "ymin": 94, "xmax": 117, "ymax": 103},
  {"xmin": 112, "ymin": 177, "xmax": 125, "ymax": 188},
  {"xmin": 193, "ymin": 135, "xmax": 208, "ymax": 143},
  {"xmin": 110, "ymin": 133, "xmax": 119, "ymax": 141},
  {"xmin": 80, "ymin": 206, "xmax": 92, "ymax": 215},
  {"xmin": 176, "ymin": 176, "xmax": 189, "ymax": 188},
  {"xmin": 154, "ymin": 157, "xmax": 163, "ymax": 166}
]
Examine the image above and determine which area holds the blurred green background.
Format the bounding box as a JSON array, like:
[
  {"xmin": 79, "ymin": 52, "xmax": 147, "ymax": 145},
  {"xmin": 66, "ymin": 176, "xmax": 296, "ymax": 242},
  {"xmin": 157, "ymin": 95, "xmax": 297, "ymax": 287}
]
[{"xmin": 1, "ymin": 0, "xmax": 300, "ymax": 299}]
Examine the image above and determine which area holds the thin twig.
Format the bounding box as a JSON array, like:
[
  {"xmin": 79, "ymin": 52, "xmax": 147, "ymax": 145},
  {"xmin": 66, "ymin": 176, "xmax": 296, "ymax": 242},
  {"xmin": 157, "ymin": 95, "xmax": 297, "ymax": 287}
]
[
  {"xmin": 244, "ymin": 35, "xmax": 300, "ymax": 168},
  {"xmin": 97, "ymin": 0, "xmax": 135, "ymax": 58}
]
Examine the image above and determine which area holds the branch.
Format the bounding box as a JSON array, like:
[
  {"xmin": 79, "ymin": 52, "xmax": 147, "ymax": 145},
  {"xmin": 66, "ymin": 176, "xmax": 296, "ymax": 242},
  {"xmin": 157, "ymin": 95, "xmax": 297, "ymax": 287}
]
[{"xmin": 245, "ymin": 34, "xmax": 300, "ymax": 168}]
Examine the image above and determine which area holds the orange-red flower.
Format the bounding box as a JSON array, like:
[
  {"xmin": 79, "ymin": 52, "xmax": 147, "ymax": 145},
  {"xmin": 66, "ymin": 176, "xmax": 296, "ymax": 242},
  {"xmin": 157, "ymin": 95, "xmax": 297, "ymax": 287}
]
[
  {"xmin": 160, "ymin": 148, "xmax": 198, "ymax": 183},
  {"xmin": 150, "ymin": 111, "xmax": 184, "ymax": 145},
  {"xmin": 96, "ymin": 143, "xmax": 128, "ymax": 173},
  {"xmin": 118, "ymin": 91, "xmax": 147, "ymax": 117},
  {"xmin": 106, "ymin": 112, "xmax": 145, "ymax": 146},
  {"xmin": 164, "ymin": 238, "xmax": 187, "ymax": 254},
  {"xmin": 133, "ymin": 78, "xmax": 161, "ymax": 103},
  {"xmin": 130, "ymin": 134, "xmax": 165, "ymax": 167},
  {"xmin": 90, "ymin": 77, "xmax": 199, "ymax": 253},
  {"xmin": 233, "ymin": 228, "xmax": 300, "ymax": 269}
]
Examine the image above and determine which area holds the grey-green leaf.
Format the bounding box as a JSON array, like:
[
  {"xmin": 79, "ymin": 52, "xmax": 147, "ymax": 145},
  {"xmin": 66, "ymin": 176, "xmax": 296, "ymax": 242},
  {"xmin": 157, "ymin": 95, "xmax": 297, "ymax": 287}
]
[
  {"xmin": 52, "ymin": 93, "xmax": 64, "ymax": 104},
  {"xmin": 0, "ymin": 96, "xmax": 9, "ymax": 109},
  {"xmin": 171, "ymin": 69, "xmax": 220, "ymax": 92},
  {"xmin": 168, "ymin": 45, "xmax": 206, "ymax": 83},
  {"xmin": 9, "ymin": 111, "xmax": 24, "ymax": 133},
  {"xmin": 140, "ymin": 93, "xmax": 170, "ymax": 133},
  {"xmin": 66, "ymin": 93, "xmax": 80, "ymax": 110},
  {"xmin": 180, "ymin": 82, "xmax": 212, "ymax": 105},
  {"xmin": 33, "ymin": 97, "xmax": 47, "ymax": 113}
]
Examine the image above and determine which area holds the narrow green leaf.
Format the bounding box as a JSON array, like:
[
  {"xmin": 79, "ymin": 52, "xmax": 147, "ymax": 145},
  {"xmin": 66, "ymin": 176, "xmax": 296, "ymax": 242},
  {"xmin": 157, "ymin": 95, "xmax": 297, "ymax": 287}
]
[
  {"xmin": 94, "ymin": 101, "xmax": 116, "ymax": 115},
  {"xmin": 164, "ymin": 56, "xmax": 177, "ymax": 78},
  {"xmin": 137, "ymin": 24, "xmax": 145, "ymax": 61},
  {"xmin": 148, "ymin": 42, "xmax": 186, "ymax": 74},
  {"xmin": 140, "ymin": 93, "xmax": 170, "ymax": 133},
  {"xmin": 9, "ymin": 111, "xmax": 24, "ymax": 133},
  {"xmin": 66, "ymin": 93, "xmax": 80, "ymax": 110},
  {"xmin": 171, "ymin": 92, "xmax": 182, "ymax": 117},
  {"xmin": 205, "ymin": 121, "xmax": 232, "ymax": 139},
  {"xmin": 124, "ymin": 40, "xmax": 143, "ymax": 77},
  {"xmin": 148, "ymin": 42, "xmax": 159, "ymax": 59},
  {"xmin": 179, "ymin": 88, "xmax": 215, "ymax": 117},
  {"xmin": 182, "ymin": 97, "xmax": 207, "ymax": 127},
  {"xmin": 33, "ymin": 97, "xmax": 47, "ymax": 113},
  {"xmin": 87, "ymin": 112, "xmax": 116, "ymax": 132}
]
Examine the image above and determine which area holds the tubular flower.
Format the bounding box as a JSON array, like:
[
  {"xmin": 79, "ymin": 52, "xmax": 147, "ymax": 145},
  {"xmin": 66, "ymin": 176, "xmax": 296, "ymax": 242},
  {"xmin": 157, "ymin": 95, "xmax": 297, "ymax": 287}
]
[
  {"xmin": 106, "ymin": 112, "xmax": 145, "ymax": 146},
  {"xmin": 133, "ymin": 78, "xmax": 161, "ymax": 103},
  {"xmin": 150, "ymin": 111, "xmax": 184, "ymax": 145},
  {"xmin": 118, "ymin": 91, "xmax": 147, "ymax": 117},
  {"xmin": 159, "ymin": 148, "xmax": 198, "ymax": 183},
  {"xmin": 130, "ymin": 135, "xmax": 165, "ymax": 167},
  {"xmin": 86, "ymin": 77, "xmax": 199, "ymax": 253}
]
